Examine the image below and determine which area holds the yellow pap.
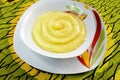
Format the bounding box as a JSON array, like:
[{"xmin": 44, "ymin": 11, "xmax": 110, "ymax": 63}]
[{"xmin": 32, "ymin": 11, "xmax": 86, "ymax": 53}]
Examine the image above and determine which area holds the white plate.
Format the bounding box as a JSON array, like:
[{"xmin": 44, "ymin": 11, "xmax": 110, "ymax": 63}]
[{"xmin": 13, "ymin": 3, "xmax": 107, "ymax": 74}]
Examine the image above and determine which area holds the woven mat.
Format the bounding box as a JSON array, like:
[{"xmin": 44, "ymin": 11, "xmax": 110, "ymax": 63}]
[{"xmin": 0, "ymin": 0, "xmax": 120, "ymax": 80}]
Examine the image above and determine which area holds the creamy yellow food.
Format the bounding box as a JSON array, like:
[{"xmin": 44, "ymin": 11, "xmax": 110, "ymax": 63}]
[{"xmin": 32, "ymin": 11, "xmax": 86, "ymax": 53}]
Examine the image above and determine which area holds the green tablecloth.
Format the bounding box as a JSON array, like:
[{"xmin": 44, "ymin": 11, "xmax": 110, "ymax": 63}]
[{"xmin": 0, "ymin": 0, "xmax": 120, "ymax": 80}]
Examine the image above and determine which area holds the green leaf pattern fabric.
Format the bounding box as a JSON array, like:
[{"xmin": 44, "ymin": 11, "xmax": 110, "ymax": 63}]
[{"xmin": 0, "ymin": 0, "xmax": 120, "ymax": 80}]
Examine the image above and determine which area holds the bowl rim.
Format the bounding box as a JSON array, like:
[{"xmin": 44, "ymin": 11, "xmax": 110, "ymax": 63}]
[{"xmin": 19, "ymin": 0, "xmax": 96, "ymax": 59}]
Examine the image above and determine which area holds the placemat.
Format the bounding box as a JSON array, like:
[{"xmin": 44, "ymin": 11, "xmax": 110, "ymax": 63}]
[{"xmin": 0, "ymin": 0, "xmax": 120, "ymax": 80}]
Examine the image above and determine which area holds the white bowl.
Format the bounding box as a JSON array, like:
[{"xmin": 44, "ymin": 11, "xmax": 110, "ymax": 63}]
[{"xmin": 19, "ymin": 0, "xmax": 96, "ymax": 59}]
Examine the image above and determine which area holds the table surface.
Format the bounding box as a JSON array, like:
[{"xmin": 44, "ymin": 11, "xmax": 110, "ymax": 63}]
[{"xmin": 0, "ymin": 0, "xmax": 120, "ymax": 80}]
